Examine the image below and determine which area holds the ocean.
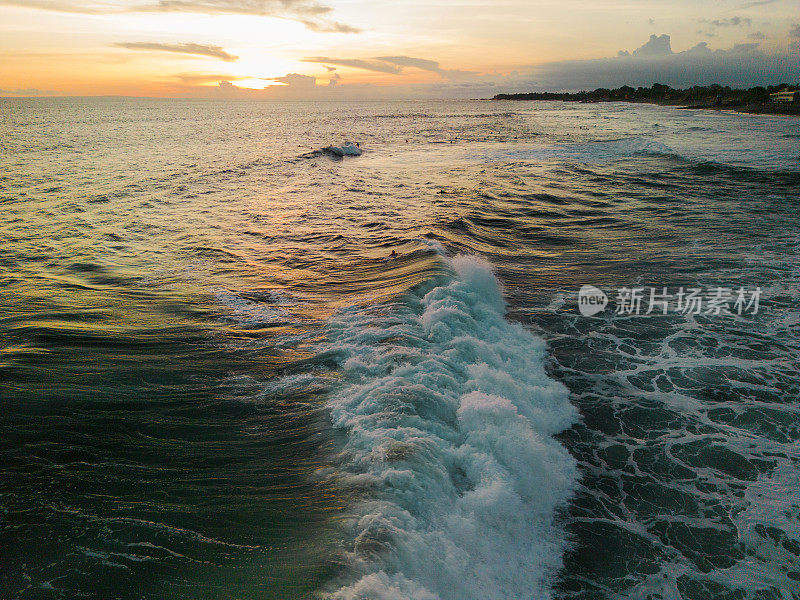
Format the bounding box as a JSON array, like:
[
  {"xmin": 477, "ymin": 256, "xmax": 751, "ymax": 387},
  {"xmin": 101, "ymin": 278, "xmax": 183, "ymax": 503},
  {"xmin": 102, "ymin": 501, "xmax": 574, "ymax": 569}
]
[{"xmin": 1, "ymin": 98, "xmax": 798, "ymax": 600}]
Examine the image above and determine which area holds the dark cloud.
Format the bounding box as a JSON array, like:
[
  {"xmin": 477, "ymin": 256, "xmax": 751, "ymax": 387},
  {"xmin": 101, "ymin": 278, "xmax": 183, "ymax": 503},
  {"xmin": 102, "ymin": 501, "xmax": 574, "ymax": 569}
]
[
  {"xmin": 747, "ymin": 31, "xmax": 767, "ymax": 40},
  {"xmin": 328, "ymin": 72, "xmax": 341, "ymax": 86},
  {"xmin": 531, "ymin": 36, "xmax": 797, "ymax": 91},
  {"xmin": 301, "ymin": 57, "xmax": 402, "ymax": 74},
  {"xmin": 0, "ymin": 0, "xmax": 360, "ymax": 34},
  {"xmin": 411, "ymin": 36, "xmax": 797, "ymax": 99},
  {"xmin": 411, "ymin": 36, "xmax": 794, "ymax": 99},
  {"xmin": 114, "ymin": 42, "xmax": 239, "ymax": 61}
]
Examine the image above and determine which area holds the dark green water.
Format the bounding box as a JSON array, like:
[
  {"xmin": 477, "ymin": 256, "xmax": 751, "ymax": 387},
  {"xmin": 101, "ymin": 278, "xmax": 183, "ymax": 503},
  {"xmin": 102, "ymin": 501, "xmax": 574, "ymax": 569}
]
[{"xmin": 1, "ymin": 98, "xmax": 799, "ymax": 599}]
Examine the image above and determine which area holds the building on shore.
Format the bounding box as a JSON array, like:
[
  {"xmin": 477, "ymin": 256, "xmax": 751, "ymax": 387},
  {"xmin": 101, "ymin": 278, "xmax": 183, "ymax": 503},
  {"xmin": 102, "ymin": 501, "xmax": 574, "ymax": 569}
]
[{"xmin": 770, "ymin": 91, "xmax": 797, "ymax": 102}]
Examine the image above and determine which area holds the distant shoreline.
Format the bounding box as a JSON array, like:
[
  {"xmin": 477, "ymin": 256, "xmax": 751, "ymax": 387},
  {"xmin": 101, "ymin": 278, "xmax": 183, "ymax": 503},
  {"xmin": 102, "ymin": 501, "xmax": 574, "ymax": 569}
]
[{"xmin": 492, "ymin": 84, "xmax": 800, "ymax": 116}]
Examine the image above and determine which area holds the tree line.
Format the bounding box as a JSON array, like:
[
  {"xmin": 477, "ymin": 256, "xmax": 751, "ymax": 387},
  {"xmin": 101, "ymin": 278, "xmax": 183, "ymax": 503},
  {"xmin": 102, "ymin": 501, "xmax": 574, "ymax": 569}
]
[{"xmin": 493, "ymin": 83, "xmax": 799, "ymax": 107}]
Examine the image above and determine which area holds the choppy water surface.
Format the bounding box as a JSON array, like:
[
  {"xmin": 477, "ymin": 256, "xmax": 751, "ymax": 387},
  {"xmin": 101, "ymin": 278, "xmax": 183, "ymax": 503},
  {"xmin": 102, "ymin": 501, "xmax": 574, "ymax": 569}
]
[{"xmin": 1, "ymin": 99, "xmax": 799, "ymax": 599}]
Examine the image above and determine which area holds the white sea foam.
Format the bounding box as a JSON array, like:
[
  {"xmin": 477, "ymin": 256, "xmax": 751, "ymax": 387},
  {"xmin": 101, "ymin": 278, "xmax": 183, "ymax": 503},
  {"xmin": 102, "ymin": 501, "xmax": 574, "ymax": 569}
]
[{"xmin": 322, "ymin": 254, "xmax": 579, "ymax": 600}]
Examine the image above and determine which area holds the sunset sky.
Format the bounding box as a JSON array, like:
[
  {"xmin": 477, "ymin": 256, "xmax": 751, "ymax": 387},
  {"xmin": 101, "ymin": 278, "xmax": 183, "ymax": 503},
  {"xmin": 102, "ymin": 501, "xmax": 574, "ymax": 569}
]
[{"xmin": 1, "ymin": 0, "xmax": 798, "ymax": 98}]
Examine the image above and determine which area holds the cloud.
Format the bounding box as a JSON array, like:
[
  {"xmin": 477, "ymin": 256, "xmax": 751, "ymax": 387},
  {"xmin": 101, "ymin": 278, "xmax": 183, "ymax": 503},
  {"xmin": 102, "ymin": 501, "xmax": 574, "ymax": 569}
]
[
  {"xmin": 422, "ymin": 35, "xmax": 794, "ymax": 99},
  {"xmin": 172, "ymin": 72, "xmax": 246, "ymax": 82},
  {"xmin": 138, "ymin": 0, "xmax": 362, "ymax": 32},
  {"xmin": 631, "ymin": 34, "xmax": 672, "ymax": 56},
  {"xmin": 728, "ymin": 42, "xmax": 760, "ymax": 53},
  {"xmin": 403, "ymin": 35, "xmax": 797, "ymax": 99},
  {"xmin": 163, "ymin": 31, "xmax": 800, "ymax": 100},
  {"xmin": 737, "ymin": 0, "xmax": 777, "ymax": 7},
  {"xmin": 0, "ymin": 0, "xmax": 360, "ymax": 33},
  {"xmin": 114, "ymin": 42, "xmax": 238, "ymax": 61},
  {"xmin": 301, "ymin": 55, "xmax": 475, "ymax": 79},
  {"xmin": 747, "ymin": 31, "xmax": 767, "ymax": 40},
  {"xmin": 528, "ymin": 35, "xmax": 798, "ymax": 91},
  {"xmin": 211, "ymin": 77, "xmax": 324, "ymax": 98},
  {"xmin": 0, "ymin": 0, "xmax": 107, "ymax": 13},
  {"xmin": 299, "ymin": 19, "xmax": 361, "ymax": 33},
  {"xmin": 301, "ymin": 57, "xmax": 402, "ymax": 74},
  {"xmin": 684, "ymin": 42, "xmax": 711, "ymax": 55},
  {"xmin": 699, "ymin": 16, "xmax": 752, "ymax": 28},
  {"xmin": 217, "ymin": 80, "xmax": 238, "ymax": 92},
  {"xmin": 200, "ymin": 76, "xmax": 443, "ymax": 101},
  {"xmin": 375, "ymin": 56, "xmax": 476, "ymax": 80},
  {"xmin": 0, "ymin": 87, "xmax": 59, "ymax": 95},
  {"xmin": 264, "ymin": 72, "xmax": 316, "ymax": 87},
  {"xmin": 137, "ymin": 0, "xmax": 329, "ymax": 15}
]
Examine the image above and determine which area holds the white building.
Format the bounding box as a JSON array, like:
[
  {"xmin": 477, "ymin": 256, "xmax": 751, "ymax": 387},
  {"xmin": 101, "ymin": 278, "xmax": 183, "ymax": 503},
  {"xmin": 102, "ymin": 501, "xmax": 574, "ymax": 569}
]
[{"xmin": 770, "ymin": 91, "xmax": 797, "ymax": 102}]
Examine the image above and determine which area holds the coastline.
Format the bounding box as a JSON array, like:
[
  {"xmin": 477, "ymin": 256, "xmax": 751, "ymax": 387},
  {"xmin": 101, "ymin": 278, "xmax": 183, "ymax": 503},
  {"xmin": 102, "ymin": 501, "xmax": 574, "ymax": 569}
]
[
  {"xmin": 492, "ymin": 84, "xmax": 800, "ymax": 116},
  {"xmin": 491, "ymin": 97, "xmax": 800, "ymax": 116}
]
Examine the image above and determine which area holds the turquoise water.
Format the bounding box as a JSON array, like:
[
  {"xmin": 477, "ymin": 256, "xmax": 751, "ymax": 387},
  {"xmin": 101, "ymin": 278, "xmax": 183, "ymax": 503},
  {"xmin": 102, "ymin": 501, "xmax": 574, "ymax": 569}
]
[{"xmin": 1, "ymin": 98, "xmax": 799, "ymax": 599}]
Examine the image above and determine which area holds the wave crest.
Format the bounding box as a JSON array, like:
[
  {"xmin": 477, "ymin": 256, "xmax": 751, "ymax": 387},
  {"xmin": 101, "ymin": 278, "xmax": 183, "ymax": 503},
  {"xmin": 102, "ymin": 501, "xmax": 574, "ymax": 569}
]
[{"xmin": 323, "ymin": 255, "xmax": 579, "ymax": 600}]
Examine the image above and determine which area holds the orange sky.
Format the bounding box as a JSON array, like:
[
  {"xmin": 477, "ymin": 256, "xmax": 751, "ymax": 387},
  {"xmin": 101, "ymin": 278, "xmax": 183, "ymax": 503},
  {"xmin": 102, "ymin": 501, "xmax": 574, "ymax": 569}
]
[{"xmin": 1, "ymin": 0, "xmax": 797, "ymax": 98}]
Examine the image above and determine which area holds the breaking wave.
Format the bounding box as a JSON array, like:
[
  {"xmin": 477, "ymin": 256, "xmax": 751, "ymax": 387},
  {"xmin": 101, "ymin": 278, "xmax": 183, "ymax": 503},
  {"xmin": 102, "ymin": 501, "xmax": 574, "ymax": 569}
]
[{"xmin": 320, "ymin": 253, "xmax": 579, "ymax": 599}]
